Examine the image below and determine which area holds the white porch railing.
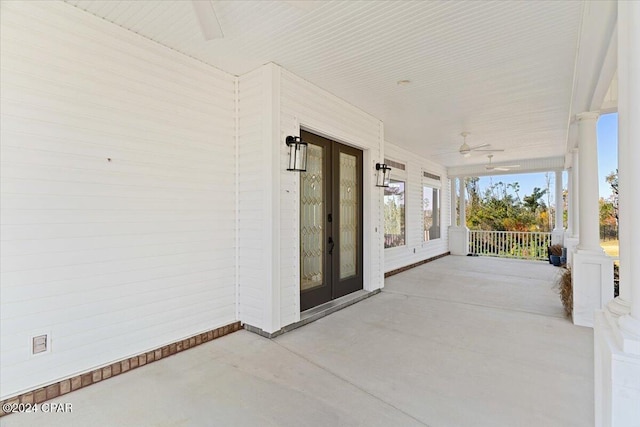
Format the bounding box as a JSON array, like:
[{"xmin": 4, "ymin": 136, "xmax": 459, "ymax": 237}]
[{"xmin": 468, "ymin": 230, "xmax": 552, "ymax": 261}]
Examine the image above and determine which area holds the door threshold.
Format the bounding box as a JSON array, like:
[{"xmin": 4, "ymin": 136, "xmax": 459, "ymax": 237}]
[
  {"xmin": 301, "ymin": 289, "xmax": 378, "ymax": 321},
  {"xmin": 244, "ymin": 289, "xmax": 380, "ymax": 339}
]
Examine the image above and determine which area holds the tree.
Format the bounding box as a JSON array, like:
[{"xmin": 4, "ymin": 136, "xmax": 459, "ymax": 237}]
[
  {"xmin": 508, "ymin": 182, "xmax": 521, "ymax": 202},
  {"xmin": 463, "ymin": 179, "xmax": 564, "ymax": 232},
  {"xmin": 544, "ymin": 172, "xmax": 552, "ymax": 230},
  {"xmin": 523, "ymin": 187, "xmax": 547, "ymax": 212},
  {"xmin": 384, "ymin": 198, "xmax": 401, "ymax": 235},
  {"xmin": 599, "ymin": 198, "xmax": 616, "ymax": 226},
  {"xmin": 605, "ymin": 169, "xmax": 618, "ymax": 222},
  {"xmin": 562, "ymin": 188, "xmax": 568, "ymax": 228}
]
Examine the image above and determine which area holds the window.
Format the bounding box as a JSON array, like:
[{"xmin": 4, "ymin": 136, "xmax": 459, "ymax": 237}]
[
  {"xmin": 384, "ymin": 179, "xmax": 405, "ymax": 248},
  {"xmin": 422, "ymin": 171, "xmax": 441, "ymax": 242},
  {"xmin": 423, "ymin": 185, "xmax": 441, "ymax": 241}
]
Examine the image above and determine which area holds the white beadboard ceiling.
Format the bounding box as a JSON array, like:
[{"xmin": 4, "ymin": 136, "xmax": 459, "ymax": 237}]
[{"xmin": 64, "ymin": 0, "xmax": 607, "ymax": 169}]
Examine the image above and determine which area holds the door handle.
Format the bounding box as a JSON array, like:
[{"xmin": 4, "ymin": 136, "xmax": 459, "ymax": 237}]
[{"xmin": 328, "ymin": 237, "xmax": 335, "ymax": 255}]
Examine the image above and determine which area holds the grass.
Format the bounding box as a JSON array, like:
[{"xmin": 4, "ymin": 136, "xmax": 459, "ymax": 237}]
[{"xmin": 600, "ymin": 240, "xmax": 619, "ymax": 258}]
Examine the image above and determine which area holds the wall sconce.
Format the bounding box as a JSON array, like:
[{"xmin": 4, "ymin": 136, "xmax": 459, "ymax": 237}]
[
  {"xmin": 375, "ymin": 163, "xmax": 391, "ymax": 187},
  {"xmin": 286, "ymin": 136, "xmax": 308, "ymax": 172}
]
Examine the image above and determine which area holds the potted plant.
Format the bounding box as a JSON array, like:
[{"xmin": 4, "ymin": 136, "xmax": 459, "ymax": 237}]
[{"xmin": 549, "ymin": 244, "xmax": 563, "ymax": 266}]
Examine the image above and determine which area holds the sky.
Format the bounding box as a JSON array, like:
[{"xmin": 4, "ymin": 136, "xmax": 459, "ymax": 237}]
[{"xmin": 476, "ymin": 112, "xmax": 618, "ymax": 206}]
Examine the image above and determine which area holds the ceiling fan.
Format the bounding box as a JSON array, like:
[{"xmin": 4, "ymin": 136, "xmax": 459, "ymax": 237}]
[
  {"xmin": 458, "ymin": 132, "xmax": 504, "ymax": 157},
  {"xmin": 191, "ymin": 0, "xmax": 322, "ymax": 41},
  {"xmin": 485, "ymin": 154, "xmax": 520, "ymax": 171}
]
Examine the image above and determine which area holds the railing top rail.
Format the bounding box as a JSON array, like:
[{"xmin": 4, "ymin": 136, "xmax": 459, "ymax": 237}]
[{"xmin": 469, "ymin": 230, "xmax": 552, "ymax": 235}]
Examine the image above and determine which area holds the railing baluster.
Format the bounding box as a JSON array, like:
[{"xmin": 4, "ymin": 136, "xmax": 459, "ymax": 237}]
[
  {"xmin": 467, "ymin": 230, "xmax": 551, "ymax": 260},
  {"xmin": 466, "ymin": 230, "xmax": 551, "ymax": 260},
  {"xmin": 503, "ymin": 231, "xmax": 506, "ymax": 257}
]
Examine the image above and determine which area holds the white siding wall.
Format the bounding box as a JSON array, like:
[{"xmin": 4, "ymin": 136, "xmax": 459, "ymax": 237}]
[
  {"xmin": 383, "ymin": 143, "xmax": 450, "ymax": 272},
  {"xmin": 237, "ymin": 68, "xmax": 267, "ymax": 330},
  {"xmin": 237, "ymin": 64, "xmax": 283, "ymax": 333},
  {"xmin": 280, "ymin": 68, "xmax": 385, "ymax": 326},
  {"xmin": 0, "ymin": 2, "xmax": 237, "ymax": 398}
]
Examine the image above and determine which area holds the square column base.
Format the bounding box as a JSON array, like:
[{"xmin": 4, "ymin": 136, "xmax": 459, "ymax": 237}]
[
  {"xmin": 551, "ymin": 229, "xmax": 565, "ymax": 246},
  {"xmin": 594, "ymin": 311, "xmax": 640, "ymax": 427},
  {"xmin": 573, "ymin": 250, "xmax": 614, "ymax": 327},
  {"xmin": 448, "ymin": 226, "xmax": 468, "ymax": 256}
]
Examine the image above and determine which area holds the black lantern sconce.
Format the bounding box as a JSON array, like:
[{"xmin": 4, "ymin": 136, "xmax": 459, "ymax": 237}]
[
  {"xmin": 286, "ymin": 136, "xmax": 308, "ymax": 172},
  {"xmin": 375, "ymin": 163, "xmax": 391, "ymax": 187}
]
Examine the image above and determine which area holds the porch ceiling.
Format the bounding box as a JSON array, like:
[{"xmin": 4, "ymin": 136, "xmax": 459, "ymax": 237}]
[{"xmin": 66, "ymin": 0, "xmax": 605, "ymax": 169}]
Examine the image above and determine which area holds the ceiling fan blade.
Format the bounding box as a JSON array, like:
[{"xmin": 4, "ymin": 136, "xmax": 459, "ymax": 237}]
[
  {"xmin": 192, "ymin": 0, "xmax": 223, "ymax": 40},
  {"xmin": 486, "ymin": 165, "xmax": 520, "ymax": 171},
  {"xmin": 474, "ymin": 148, "xmax": 505, "ymax": 152},
  {"xmin": 469, "ymin": 143, "xmax": 490, "ymax": 150}
]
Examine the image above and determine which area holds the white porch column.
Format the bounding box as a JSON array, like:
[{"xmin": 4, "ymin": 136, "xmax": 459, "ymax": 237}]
[
  {"xmin": 571, "ymin": 149, "xmax": 580, "ymax": 239},
  {"xmin": 448, "ymin": 176, "xmax": 468, "ymax": 255},
  {"xmin": 566, "ymin": 168, "xmax": 574, "ymax": 235},
  {"xmin": 450, "ymin": 177, "xmax": 457, "ymax": 226},
  {"xmin": 459, "ymin": 176, "xmax": 466, "ymax": 228},
  {"xmin": 576, "ymin": 112, "xmax": 602, "ymax": 252},
  {"xmin": 595, "ymin": 4, "xmax": 640, "ymax": 426},
  {"xmin": 616, "ymin": 0, "xmax": 640, "ymax": 338},
  {"xmin": 551, "ymin": 170, "xmax": 564, "ymax": 245},
  {"xmin": 607, "ymin": 17, "xmax": 631, "ymax": 318},
  {"xmin": 565, "ymin": 150, "xmax": 580, "ymax": 263},
  {"xmin": 572, "ymin": 112, "xmax": 613, "ymax": 327}
]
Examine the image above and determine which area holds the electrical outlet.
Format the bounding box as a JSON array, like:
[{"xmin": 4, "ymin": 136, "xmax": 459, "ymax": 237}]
[{"xmin": 32, "ymin": 334, "xmax": 48, "ymax": 355}]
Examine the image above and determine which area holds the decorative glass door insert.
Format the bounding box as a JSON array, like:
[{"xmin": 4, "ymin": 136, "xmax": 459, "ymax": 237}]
[
  {"xmin": 301, "ymin": 144, "xmax": 324, "ymax": 291},
  {"xmin": 339, "ymin": 153, "xmax": 357, "ymax": 279}
]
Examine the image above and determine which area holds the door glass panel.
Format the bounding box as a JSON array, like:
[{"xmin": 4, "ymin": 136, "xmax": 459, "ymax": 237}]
[
  {"xmin": 300, "ymin": 143, "xmax": 324, "ymax": 291},
  {"xmin": 339, "ymin": 152, "xmax": 357, "ymax": 279}
]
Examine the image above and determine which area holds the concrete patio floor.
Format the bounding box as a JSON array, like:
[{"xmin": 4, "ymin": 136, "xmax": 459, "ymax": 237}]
[{"xmin": 0, "ymin": 256, "xmax": 593, "ymax": 427}]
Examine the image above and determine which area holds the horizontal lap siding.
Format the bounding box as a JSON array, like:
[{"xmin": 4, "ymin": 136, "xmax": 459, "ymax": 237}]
[
  {"xmin": 0, "ymin": 2, "xmax": 236, "ymax": 398},
  {"xmin": 383, "ymin": 143, "xmax": 450, "ymax": 273},
  {"xmin": 280, "ymin": 69, "xmax": 384, "ymax": 326},
  {"xmin": 237, "ymin": 68, "xmax": 267, "ymax": 328}
]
